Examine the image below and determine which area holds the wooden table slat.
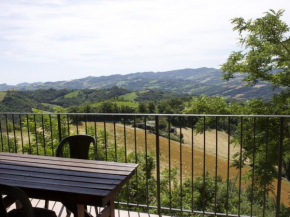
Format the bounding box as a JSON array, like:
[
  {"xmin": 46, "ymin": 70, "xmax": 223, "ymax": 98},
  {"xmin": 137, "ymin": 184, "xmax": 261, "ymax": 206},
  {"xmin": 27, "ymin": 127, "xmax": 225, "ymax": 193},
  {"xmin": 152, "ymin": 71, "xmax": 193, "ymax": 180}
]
[
  {"xmin": 0, "ymin": 153, "xmax": 137, "ymax": 168},
  {"xmin": 0, "ymin": 179, "xmax": 110, "ymax": 197},
  {"xmin": 0, "ymin": 174, "xmax": 116, "ymax": 190},
  {"xmin": 0, "ymin": 163, "xmax": 125, "ymax": 181},
  {"xmin": 0, "ymin": 169, "xmax": 120, "ymax": 185},
  {"xmin": 0, "ymin": 155, "xmax": 135, "ymax": 172},
  {"xmin": 0, "ymin": 160, "xmax": 130, "ymax": 176}
]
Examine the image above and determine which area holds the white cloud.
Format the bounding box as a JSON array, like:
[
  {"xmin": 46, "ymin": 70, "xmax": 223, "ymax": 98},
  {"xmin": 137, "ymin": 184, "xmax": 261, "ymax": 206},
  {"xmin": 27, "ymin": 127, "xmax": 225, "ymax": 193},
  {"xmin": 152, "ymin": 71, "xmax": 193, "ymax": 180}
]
[{"xmin": 0, "ymin": 0, "xmax": 290, "ymax": 84}]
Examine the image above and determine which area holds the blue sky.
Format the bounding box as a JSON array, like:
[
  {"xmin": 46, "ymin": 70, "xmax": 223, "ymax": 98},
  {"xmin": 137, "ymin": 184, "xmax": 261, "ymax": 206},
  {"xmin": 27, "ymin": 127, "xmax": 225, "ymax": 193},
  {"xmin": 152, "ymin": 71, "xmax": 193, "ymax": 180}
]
[{"xmin": 1, "ymin": 0, "xmax": 290, "ymax": 85}]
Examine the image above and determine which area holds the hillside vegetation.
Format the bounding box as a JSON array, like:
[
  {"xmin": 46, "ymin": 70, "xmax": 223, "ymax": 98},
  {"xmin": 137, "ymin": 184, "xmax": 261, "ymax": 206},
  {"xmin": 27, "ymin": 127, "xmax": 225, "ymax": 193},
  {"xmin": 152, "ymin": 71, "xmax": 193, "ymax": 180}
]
[
  {"xmin": 0, "ymin": 87, "xmax": 188, "ymax": 112},
  {"xmin": 0, "ymin": 67, "xmax": 281, "ymax": 100}
]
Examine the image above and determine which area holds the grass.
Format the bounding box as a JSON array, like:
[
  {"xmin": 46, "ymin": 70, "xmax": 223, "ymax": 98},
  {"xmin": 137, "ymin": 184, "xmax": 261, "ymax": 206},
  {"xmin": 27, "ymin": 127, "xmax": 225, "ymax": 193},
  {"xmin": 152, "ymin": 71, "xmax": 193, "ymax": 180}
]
[
  {"xmin": 119, "ymin": 92, "xmax": 138, "ymax": 101},
  {"xmin": 0, "ymin": 92, "xmax": 6, "ymax": 101},
  {"xmin": 64, "ymin": 90, "xmax": 79, "ymax": 98}
]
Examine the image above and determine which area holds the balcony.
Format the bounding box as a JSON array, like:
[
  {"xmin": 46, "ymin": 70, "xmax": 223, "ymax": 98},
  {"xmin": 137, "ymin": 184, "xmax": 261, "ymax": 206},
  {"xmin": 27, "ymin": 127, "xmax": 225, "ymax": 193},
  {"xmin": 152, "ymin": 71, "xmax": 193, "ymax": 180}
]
[{"xmin": 1, "ymin": 112, "xmax": 290, "ymax": 217}]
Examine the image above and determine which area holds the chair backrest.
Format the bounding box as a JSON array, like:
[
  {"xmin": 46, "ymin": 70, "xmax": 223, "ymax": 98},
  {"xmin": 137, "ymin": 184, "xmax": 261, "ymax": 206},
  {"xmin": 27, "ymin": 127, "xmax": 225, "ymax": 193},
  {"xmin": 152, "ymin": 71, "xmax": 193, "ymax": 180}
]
[
  {"xmin": 0, "ymin": 184, "xmax": 35, "ymax": 217},
  {"xmin": 56, "ymin": 135, "xmax": 96, "ymax": 159}
]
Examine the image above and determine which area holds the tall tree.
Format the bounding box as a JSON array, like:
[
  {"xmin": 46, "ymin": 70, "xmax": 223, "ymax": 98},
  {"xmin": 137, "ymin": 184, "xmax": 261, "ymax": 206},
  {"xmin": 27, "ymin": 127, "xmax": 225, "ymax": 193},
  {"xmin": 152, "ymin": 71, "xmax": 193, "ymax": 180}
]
[
  {"xmin": 221, "ymin": 9, "xmax": 290, "ymax": 90},
  {"xmin": 220, "ymin": 9, "xmax": 290, "ymax": 197}
]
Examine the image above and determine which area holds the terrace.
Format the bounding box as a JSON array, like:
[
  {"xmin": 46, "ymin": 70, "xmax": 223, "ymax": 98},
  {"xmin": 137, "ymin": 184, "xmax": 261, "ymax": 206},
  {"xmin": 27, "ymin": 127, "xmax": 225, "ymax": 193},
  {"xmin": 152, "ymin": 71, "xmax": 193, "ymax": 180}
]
[{"xmin": 1, "ymin": 112, "xmax": 289, "ymax": 217}]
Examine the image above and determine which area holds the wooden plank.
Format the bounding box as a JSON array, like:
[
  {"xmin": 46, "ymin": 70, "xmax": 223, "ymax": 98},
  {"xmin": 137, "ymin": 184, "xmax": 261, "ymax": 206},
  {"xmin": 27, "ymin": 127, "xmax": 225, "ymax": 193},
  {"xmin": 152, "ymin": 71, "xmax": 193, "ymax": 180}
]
[
  {"xmin": 0, "ymin": 174, "xmax": 116, "ymax": 190},
  {"xmin": 0, "ymin": 159, "xmax": 131, "ymax": 176},
  {"xmin": 0, "ymin": 169, "xmax": 120, "ymax": 185},
  {"xmin": 0, "ymin": 179, "xmax": 110, "ymax": 197},
  {"xmin": 0, "ymin": 153, "xmax": 137, "ymax": 168},
  {"xmin": 0, "ymin": 155, "xmax": 135, "ymax": 172},
  {"xmin": 0, "ymin": 163, "xmax": 125, "ymax": 181}
]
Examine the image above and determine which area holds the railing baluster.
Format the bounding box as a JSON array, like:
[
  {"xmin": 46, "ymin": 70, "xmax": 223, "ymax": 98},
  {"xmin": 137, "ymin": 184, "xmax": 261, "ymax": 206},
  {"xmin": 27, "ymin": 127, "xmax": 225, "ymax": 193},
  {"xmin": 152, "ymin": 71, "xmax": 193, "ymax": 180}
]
[
  {"xmin": 215, "ymin": 116, "xmax": 218, "ymax": 215},
  {"xmin": 203, "ymin": 116, "xmax": 206, "ymax": 214},
  {"xmin": 168, "ymin": 117, "xmax": 172, "ymax": 213},
  {"xmin": 19, "ymin": 114, "xmax": 24, "ymax": 154},
  {"xmin": 114, "ymin": 116, "xmax": 117, "ymax": 162},
  {"xmin": 57, "ymin": 114, "xmax": 62, "ymax": 142},
  {"xmin": 179, "ymin": 117, "xmax": 183, "ymax": 213},
  {"xmin": 12, "ymin": 114, "xmax": 17, "ymax": 153},
  {"xmin": 144, "ymin": 116, "xmax": 149, "ymax": 214},
  {"xmin": 238, "ymin": 117, "xmax": 243, "ymax": 216},
  {"xmin": 104, "ymin": 116, "xmax": 107, "ymax": 161},
  {"xmin": 41, "ymin": 114, "xmax": 46, "ymax": 156},
  {"xmin": 276, "ymin": 117, "xmax": 284, "ymax": 217},
  {"xmin": 122, "ymin": 115, "xmax": 130, "ymax": 216},
  {"xmin": 226, "ymin": 116, "xmax": 230, "ymax": 215},
  {"xmin": 155, "ymin": 115, "xmax": 161, "ymax": 217},
  {"xmin": 133, "ymin": 115, "xmax": 139, "ymax": 206},
  {"xmin": 0, "ymin": 116, "xmax": 3, "ymax": 152},
  {"xmin": 251, "ymin": 118, "xmax": 256, "ymax": 217},
  {"xmin": 67, "ymin": 114, "xmax": 70, "ymax": 136},
  {"xmin": 5, "ymin": 114, "xmax": 10, "ymax": 152},
  {"xmin": 191, "ymin": 116, "xmax": 194, "ymax": 212},
  {"xmin": 85, "ymin": 115, "xmax": 88, "ymax": 134},
  {"xmin": 263, "ymin": 117, "xmax": 269, "ymax": 217},
  {"xmin": 94, "ymin": 115, "xmax": 97, "ymax": 160},
  {"xmin": 76, "ymin": 115, "xmax": 79, "ymax": 134},
  {"xmin": 49, "ymin": 114, "xmax": 54, "ymax": 156},
  {"xmin": 26, "ymin": 114, "xmax": 31, "ymax": 154},
  {"xmin": 34, "ymin": 114, "xmax": 38, "ymax": 155},
  {"xmin": 124, "ymin": 116, "xmax": 127, "ymax": 163}
]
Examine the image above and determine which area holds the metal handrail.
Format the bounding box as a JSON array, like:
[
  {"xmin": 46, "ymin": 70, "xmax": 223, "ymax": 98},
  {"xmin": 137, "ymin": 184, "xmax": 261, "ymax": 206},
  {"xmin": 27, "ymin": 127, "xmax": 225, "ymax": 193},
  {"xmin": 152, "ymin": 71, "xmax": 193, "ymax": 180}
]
[{"xmin": 0, "ymin": 112, "xmax": 287, "ymax": 217}]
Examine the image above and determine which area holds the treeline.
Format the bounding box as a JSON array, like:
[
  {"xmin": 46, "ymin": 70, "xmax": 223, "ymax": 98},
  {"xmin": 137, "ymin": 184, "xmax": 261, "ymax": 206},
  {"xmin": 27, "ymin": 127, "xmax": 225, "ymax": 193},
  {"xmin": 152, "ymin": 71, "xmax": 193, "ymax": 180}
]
[
  {"xmin": 0, "ymin": 87, "xmax": 190, "ymax": 112},
  {"xmin": 67, "ymin": 97, "xmax": 189, "ymax": 114}
]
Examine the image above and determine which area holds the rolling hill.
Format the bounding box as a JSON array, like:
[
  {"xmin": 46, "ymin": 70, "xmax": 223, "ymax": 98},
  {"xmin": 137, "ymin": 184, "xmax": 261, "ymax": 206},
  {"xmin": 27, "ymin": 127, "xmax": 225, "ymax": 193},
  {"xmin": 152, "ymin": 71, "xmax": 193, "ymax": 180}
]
[{"xmin": 0, "ymin": 67, "xmax": 281, "ymax": 100}]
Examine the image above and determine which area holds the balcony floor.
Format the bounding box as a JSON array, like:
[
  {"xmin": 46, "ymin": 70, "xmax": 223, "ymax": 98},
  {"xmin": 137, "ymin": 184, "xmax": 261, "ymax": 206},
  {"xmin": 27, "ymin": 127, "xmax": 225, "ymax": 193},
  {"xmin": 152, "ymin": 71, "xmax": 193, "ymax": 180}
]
[{"xmin": 7, "ymin": 199, "xmax": 171, "ymax": 217}]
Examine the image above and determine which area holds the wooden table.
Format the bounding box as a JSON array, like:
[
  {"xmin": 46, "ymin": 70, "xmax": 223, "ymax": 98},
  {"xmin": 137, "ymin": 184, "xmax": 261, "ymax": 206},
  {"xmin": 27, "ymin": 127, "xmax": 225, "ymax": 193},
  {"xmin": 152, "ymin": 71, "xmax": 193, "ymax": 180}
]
[{"xmin": 0, "ymin": 152, "xmax": 138, "ymax": 217}]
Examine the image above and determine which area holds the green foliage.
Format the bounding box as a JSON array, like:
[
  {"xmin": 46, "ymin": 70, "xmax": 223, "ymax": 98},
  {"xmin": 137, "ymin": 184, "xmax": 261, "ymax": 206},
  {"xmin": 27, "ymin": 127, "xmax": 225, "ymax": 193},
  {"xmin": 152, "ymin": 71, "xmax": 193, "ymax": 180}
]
[
  {"xmin": 138, "ymin": 102, "xmax": 148, "ymax": 113},
  {"xmin": 157, "ymin": 98, "xmax": 185, "ymax": 114},
  {"xmin": 186, "ymin": 95, "xmax": 229, "ymax": 114},
  {"xmin": 22, "ymin": 108, "xmax": 69, "ymax": 156},
  {"xmin": 135, "ymin": 89, "xmax": 188, "ymax": 103},
  {"xmin": 0, "ymin": 91, "xmax": 52, "ymax": 112},
  {"xmin": 221, "ymin": 9, "xmax": 290, "ymax": 89}
]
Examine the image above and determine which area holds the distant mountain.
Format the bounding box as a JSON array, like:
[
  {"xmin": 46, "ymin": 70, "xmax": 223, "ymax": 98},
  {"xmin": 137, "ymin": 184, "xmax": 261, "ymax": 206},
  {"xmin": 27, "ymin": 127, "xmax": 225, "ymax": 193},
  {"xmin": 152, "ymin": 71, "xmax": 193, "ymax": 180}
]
[{"xmin": 0, "ymin": 68, "xmax": 281, "ymax": 99}]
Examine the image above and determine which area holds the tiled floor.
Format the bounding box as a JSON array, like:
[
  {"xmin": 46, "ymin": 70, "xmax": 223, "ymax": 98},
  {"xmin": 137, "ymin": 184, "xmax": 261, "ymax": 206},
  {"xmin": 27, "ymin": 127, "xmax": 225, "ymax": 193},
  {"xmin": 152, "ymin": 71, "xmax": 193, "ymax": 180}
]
[{"xmin": 7, "ymin": 199, "xmax": 170, "ymax": 217}]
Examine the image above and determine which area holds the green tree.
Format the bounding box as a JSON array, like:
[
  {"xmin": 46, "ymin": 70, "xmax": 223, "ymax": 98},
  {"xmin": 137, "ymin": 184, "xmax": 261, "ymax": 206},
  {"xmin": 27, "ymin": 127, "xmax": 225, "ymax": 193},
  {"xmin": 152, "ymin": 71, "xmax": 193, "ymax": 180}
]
[
  {"xmin": 138, "ymin": 102, "xmax": 148, "ymax": 113},
  {"xmin": 221, "ymin": 9, "xmax": 290, "ymax": 89},
  {"xmin": 147, "ymin": 101, "xmax": 156, "ymax": 113},
  {"xmin": 220, "ymin": 9, "xmax": 290, "ymax": 211}
]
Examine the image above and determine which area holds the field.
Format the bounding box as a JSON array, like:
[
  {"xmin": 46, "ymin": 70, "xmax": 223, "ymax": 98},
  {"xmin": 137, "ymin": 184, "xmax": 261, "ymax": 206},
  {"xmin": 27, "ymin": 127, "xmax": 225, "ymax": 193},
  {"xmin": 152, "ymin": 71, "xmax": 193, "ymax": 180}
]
[
  {"xmin": 92, "ymin": 101, "xmax": 139, "ymax": 108},
  {"xmin": 0, "ymin": 91, "xmax": 6, "ymax": 101},
  {"xmin": 64, "ymin": 90, "xmax": 80, "ymax": 98},
  {"xmin": 119, "ymin": 92, "xmax": 138, "ymax": 101},
  {"xmin": 94, "ymin": 122, "xmax": 290, "ymax": 205}
]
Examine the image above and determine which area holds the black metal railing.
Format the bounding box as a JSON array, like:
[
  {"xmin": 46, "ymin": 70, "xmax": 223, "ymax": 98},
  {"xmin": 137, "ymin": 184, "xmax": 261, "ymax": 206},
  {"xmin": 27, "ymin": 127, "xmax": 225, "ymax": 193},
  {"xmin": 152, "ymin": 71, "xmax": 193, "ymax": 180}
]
[{"xmin": 0, "ymin": 112, "xmax": 289, "ymax": 217}]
